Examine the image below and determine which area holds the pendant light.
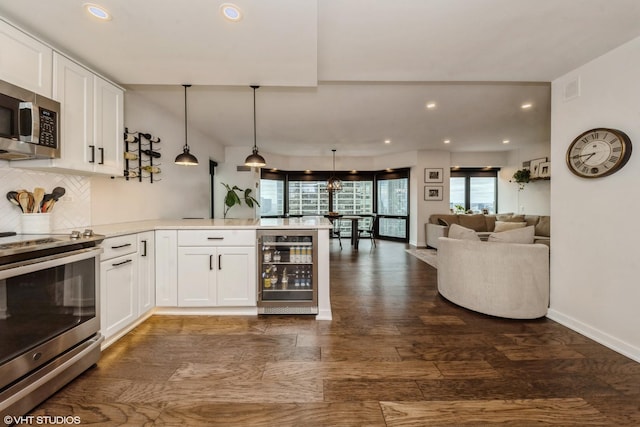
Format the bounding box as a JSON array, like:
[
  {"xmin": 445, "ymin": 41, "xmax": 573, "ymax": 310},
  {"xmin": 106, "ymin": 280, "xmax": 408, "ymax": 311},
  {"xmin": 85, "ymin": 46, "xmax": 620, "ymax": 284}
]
[
  {"xmin": 244, "ymin": 85, "xmax": 267, "ymax": 167},
  {"xmin": 174, "ymin": 84, "xmax": 199, "ymax": 166},
  {"xmin": 326, "ymin": 149, "xmax": 342, "ymax": 192}
]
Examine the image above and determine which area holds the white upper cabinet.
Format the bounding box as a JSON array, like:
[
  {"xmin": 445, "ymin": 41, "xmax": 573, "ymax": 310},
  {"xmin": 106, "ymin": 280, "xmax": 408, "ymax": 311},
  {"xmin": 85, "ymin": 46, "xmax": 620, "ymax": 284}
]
[
  {"xmin": 0, "ymin": 20, "xmax": 53, "ymax": 97},
  {"xmin": 18, "ymin": 53, "xmax": 124, "ymax": 176},
  {"xmin": 53, "ymin": 53, "xmax": 95, "ymax": 172},
  {"xmin": 94, "ymin": 75, "xmax": 124, "ymax": 176}
]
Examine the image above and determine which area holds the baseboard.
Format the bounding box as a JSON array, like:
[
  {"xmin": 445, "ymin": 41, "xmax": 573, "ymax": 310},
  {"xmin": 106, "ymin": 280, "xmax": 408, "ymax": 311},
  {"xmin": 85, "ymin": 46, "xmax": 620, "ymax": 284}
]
[
  {"xmin": 153, "ymin": 306, "xmax": 259, "ymax": 316},
  {"xmin": 547, "ymin": 308, "xmax": 640, "ymax": 363},
  {"xmin": 316, "ymin": 308, "xmax": 332, "ymax": 320}
]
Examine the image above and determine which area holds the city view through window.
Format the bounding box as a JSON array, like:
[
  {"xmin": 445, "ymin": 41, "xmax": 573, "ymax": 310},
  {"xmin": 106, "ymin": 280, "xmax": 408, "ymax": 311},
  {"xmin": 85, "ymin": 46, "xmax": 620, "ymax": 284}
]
[
  {"xmin": 259, "ymin": 169, "xmax": 409, "ymax": 242},
  {"xmin": 450, "ymin": 170, "xmax": 498, "ymax": 213}
]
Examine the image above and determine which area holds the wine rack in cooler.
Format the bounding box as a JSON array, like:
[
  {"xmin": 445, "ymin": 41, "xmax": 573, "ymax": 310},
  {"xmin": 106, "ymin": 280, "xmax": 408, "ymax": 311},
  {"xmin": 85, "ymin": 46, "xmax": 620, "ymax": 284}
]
[{"xmin": 257, "ymin": 229, "xmax": 318, "ymax": 314}]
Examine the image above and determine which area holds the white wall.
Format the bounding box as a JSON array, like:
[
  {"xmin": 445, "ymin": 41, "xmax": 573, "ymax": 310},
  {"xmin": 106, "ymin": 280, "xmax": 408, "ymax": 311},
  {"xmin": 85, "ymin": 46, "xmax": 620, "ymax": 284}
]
[
  {"xmin": 498, "ymin": 143, "xmax": 551, "ymax": 215},
  {"xmin": 214, "ymin": 146, "xmax": 261, "ymax": 219},
  {"xmin": 90, "ymin": 88, "xmax": 226, "ymax": 224},
  {"xmin": 549, "ymin": 36, "xmax": 640, "ymax": 362}
]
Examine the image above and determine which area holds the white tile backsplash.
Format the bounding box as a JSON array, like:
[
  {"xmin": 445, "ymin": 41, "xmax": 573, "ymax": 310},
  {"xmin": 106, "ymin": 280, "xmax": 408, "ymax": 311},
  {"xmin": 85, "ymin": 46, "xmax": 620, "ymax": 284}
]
[{"xmin": 0, "ymin": 161, "xmax": 91, "ymax": 233}]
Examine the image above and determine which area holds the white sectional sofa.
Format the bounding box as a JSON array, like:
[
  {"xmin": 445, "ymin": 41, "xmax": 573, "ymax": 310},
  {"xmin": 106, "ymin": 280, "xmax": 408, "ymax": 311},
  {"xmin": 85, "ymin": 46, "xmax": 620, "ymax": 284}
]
[
  {"xmin": 426, "ymin": 213, "xmax": 550, "ymax": 249},
  {"xmin": 437, "ymin": 236, "xmax": 550, "ymax": 319}
]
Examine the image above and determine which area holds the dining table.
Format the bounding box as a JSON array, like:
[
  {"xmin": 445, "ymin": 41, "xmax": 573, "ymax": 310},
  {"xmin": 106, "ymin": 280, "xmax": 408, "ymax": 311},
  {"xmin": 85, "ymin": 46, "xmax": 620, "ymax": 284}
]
[{"xmin": 341, "ymin": 215, "xmax": 365, "ymax": 249}]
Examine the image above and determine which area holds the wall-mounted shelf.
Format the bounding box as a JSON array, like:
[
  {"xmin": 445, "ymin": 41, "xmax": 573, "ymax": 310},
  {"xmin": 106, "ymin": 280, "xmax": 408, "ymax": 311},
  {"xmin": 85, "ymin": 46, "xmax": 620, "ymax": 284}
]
[{"xmin": 123, "ymin": 128, "xmax": 162, "ymax": 183}]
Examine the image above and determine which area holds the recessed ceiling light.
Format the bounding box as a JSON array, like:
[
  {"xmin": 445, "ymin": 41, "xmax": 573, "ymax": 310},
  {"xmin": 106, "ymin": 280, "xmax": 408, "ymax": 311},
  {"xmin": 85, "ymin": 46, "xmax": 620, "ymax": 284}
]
[
  {"xmin": 426, "ymin": 102, "xmax": 437, "ymax": 109},
  {"xmin": 503, "ymin": 139, "xmax": 510, "ymax": 144},
  {"xmin": 220, "ymin": 3, "xmax": 243, "ymax": 22},
  {"xmin": 521, "ymin": 103, "xmax": 533, "ymax": 109},
  {"xmin": 444, "ymin": 139, "xmax": 451, "ymax": 144},
  {"xmin": 84, "ymin": 3, "xmax": 111, "ymax": 20},
  {"xmin": 384, "ymin": 139, "xmax": 391, "ymax": 144},
  {"xmin": 350, "ymin": 170, "xmax": 358, "ymax": 174}
]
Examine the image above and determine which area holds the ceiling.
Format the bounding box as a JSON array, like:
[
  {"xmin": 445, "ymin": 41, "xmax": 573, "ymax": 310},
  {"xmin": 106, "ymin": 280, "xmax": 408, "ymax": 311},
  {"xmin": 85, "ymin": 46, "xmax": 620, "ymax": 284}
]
[{"xmin": 2, "ymin": 0, "xmax": 640, "ymax": 158}]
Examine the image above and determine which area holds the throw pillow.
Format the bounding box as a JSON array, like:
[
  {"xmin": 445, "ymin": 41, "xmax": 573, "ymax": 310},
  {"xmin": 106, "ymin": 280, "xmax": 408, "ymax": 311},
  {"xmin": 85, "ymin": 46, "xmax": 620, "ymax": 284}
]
[
  {"xmin": 501, "ymin": 214, "xmax": 526, "ymax": 223},
  {"xmin": 495, "ymin": 213, "xmax": 514, "ymax": 221},
  {"xmin": 448, "ymin": 223, "xmax": 480, "ymax": 241},
  {"xmin": 535, "ymin": 216, "xmax": 551, "ymax": 237},
  {"xmin": 488, "ymin": 225, "xmax": 535, "ymax": 244},
  {"xmin": 437, "ymin": 218, "xmax": 449, "ymax": 227},
  {"xmin": 493, "ymin": 221, "xmax": 527, "ymax": 232}
]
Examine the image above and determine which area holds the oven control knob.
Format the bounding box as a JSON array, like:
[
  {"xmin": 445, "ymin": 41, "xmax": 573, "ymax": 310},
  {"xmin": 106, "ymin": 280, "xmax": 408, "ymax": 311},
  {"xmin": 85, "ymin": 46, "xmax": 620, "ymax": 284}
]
[
  {"xmin": 83, "ymin": 229, "xmax": 94, "ymax": 237},
  {"xmin": 70, "ymin": 230, "xmax": 82, "ymax": 239}
]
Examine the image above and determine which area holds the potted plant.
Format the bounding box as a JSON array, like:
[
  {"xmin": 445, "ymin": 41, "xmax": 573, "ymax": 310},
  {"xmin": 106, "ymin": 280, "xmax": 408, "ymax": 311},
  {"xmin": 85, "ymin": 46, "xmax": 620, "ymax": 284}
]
[
  {"xmin": 222, "ymin": 182, "xmax": 260, "ymax": 218},
  {"xmin": 512, "ymin": 169, "xmax": 531, "ymax": 190}
]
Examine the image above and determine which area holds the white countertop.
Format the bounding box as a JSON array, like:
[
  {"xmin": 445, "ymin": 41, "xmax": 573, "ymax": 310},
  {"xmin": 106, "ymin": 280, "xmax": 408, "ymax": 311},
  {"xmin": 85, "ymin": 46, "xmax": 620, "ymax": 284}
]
[{"xmin": 81, "ymin": 216, "xmax": 332, "ymax": 238}]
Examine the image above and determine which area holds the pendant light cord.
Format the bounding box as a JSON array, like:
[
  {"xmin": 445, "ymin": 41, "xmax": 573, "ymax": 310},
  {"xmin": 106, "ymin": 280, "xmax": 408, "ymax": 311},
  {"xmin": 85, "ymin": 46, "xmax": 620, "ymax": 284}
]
[
  {"xmin": 251, "ymin": 85, "xmax": 259, "ymax": 151},
  {"xmin": 183, "ymin": 84, "xmax": 191, "ymax": 150}
]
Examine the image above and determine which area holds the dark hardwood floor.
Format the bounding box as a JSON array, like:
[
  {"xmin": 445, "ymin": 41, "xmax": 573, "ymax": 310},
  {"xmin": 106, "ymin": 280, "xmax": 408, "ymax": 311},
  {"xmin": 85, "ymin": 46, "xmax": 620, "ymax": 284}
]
[{"xmin": 31, "ymin": 240, "xmax": 640, "ymax": 426}]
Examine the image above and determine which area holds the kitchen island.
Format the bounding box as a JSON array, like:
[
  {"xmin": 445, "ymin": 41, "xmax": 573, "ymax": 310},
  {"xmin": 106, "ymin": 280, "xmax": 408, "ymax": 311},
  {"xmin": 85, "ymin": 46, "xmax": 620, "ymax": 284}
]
[{"xmin": 85, "ymin": 217, "xmax": 332, "ymax": 348}]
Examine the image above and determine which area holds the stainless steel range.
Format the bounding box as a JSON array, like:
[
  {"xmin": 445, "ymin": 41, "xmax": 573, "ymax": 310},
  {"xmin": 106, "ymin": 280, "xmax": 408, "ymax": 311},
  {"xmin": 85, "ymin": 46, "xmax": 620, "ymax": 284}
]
[{"xmin": 0, "ymin": 230, "xmax": 104, "ymax": 419}]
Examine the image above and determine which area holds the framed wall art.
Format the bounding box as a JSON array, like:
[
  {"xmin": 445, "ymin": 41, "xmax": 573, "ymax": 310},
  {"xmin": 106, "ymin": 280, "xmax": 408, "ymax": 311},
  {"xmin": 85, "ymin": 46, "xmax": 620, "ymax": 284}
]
[
  {"xmin": 424, "ymin": 185, "xmax": 443, "ymax": 201},
  {"xmin": 529, "ymin": 157, "xmax": 547, "ymax": 178},
  {"xmin": 538, "ymin": 161, "xmax": 551, "ymax": 178},
  {"xmin": 424, "ymin": 168, "xmax": 443, "ymax": 183}
]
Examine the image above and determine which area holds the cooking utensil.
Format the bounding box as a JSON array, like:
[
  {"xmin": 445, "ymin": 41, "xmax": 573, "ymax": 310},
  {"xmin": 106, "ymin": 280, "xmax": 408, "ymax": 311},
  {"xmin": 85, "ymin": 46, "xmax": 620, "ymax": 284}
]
[
  {"xmin": 33, "ymin": 187, "xmax": 45, "ymax": 213},
  {"xmin": 18, "ymin": 192, "xmax": 30, "ymax": 213},
  {"xmin": 27, "ymin": 192, "xmax": 35, "ymax": 213},
  {"xmin": 6, "ymin": 191, "xmax": 20, "ymax": 209},
  {"xmin": 51, "ymin": 187, "xmax": 66, "ymax": 201}
]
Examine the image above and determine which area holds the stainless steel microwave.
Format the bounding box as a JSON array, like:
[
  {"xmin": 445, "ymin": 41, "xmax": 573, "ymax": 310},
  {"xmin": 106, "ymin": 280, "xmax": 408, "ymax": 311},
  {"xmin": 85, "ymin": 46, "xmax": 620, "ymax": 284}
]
[{"xmin": 0, "ymin": 79, "xmax": 60, "ymax": 160}]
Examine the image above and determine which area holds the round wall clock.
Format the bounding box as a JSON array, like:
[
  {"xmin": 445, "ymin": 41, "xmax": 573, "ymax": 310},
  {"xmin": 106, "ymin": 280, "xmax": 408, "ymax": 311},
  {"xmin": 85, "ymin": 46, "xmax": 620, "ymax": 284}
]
[{"xmin": 566, "ymin": 128, "xmax": 632, "ymax": 178}]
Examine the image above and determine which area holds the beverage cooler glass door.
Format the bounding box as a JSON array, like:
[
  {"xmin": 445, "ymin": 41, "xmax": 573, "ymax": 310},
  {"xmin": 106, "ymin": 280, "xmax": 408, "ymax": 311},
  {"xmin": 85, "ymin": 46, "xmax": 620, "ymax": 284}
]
[{"xmin": 257, "ymin": 229, "xmax": 318, "ymax": 314}]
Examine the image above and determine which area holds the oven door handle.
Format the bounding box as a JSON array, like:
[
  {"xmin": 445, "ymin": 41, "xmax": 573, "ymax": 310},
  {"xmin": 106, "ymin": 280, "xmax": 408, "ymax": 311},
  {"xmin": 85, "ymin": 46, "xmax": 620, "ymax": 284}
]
[{"xmin": 0, "ymin": 247, "xmax": 103, "ymax": 279}]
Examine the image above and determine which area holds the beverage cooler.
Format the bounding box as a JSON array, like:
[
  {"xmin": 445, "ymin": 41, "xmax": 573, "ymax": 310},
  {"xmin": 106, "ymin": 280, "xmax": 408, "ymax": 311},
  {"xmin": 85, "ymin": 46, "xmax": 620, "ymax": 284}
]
[{"xmin": 257, "ymin": 229, "xmax": 318, "ymax": 314}]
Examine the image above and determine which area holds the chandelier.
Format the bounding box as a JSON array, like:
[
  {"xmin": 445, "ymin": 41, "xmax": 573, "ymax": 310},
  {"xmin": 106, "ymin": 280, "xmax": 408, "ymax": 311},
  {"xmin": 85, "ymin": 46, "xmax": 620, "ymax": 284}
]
[{"xmin": 326, "ymin": 149, "xmax": 342, "ymax": 192}]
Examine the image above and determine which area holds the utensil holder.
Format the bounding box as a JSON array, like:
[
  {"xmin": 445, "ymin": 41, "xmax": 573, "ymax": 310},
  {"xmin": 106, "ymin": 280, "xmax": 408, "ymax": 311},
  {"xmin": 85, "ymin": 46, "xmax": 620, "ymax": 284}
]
[{"xmin": 21, "ymin": 213, "xmax": 51, "ymax": 234}]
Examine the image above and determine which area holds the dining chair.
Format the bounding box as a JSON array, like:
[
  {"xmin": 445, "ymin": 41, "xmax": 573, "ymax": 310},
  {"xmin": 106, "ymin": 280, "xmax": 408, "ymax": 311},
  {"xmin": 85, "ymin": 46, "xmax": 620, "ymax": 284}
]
[
  {"xmin": 328, "ymin": 215, "xmax": 342, "ymax": 249},
  {"xmin": 357, "ymin": 214, "xmax": 378, "ymax": 248}
]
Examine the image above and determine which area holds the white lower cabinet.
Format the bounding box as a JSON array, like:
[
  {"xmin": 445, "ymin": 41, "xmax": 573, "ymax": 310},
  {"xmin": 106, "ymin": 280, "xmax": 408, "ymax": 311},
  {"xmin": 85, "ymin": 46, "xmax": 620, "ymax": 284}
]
[
  {"xmin": 100, "ymin": 247, "xmax": 138, "ymax": 340},
  {"xmin": 155, "ymin": 230, "xmax": 178, "ymax": 307},
  {"xmin": 155, "ymin": 229, "xmax": 257, "ymax": 308},
  {"xmin": 138, "ymin": 231, "xmax": 155, "ymax": 315},
  {"xmin": 100, "ymin": 232, "xmax": 155, "ymax": 344},
  {"xmin": 177, "ymin": 246, "xmax": 256, "ymax": 307},
  {"xmin": 217, "ymin": 246, "xmax": 256, "ymax": 306}
]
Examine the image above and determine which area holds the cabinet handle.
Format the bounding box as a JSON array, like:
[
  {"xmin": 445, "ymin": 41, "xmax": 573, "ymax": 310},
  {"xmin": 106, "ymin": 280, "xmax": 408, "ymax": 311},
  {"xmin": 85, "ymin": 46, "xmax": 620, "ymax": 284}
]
[
  {"xmin": 89, "ymin": 145, "xmax": 95, "ymax": 163},
  {"xmin": 209, "ymin": 254, "xmax": 215, "ymax": 270},
  {"xmin": 218, "ymin": 254, "xmax": 222, "ymax": 270},
  {"xmin": 98, "ymin": 147, "xmax": 104, "ymax": 165},
  {"xmin": 141, "ymin": 240, "xmax": 147, "ymax": 257},
  {"xmin": 112, "ymin": 259, "xmax": 132, "ymax": 267},
  {"xmin": 111, "ymin": 243, "xmax": 132, "ymax": 249},
  {"xmin": 207, "ymin": 237, "xmax": 224, "ymax": 240}
]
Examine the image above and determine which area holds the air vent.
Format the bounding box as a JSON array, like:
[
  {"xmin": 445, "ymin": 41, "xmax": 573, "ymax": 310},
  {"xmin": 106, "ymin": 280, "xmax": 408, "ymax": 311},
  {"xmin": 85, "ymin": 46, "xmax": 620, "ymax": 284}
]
[{"xmin": 563, "ymin": 76, "xmax": 581, "ymax": 102}]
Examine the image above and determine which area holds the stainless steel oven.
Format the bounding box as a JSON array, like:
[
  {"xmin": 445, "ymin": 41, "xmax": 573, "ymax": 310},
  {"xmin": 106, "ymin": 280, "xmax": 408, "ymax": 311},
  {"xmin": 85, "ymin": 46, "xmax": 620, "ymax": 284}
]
[{"xmin": 0, "ymin": 232, "xmax": 103, "ymax": 419}]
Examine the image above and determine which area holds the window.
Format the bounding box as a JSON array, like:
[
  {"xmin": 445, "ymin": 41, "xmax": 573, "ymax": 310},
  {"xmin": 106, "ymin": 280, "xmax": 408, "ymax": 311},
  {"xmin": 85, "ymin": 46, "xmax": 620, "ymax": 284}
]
[
  {"xmin": 377, "ymin": 173, "xmax": 408, "ymax": 239},
  {"xmin": 450, "ymin": 168, "xmax": 498, "ymax": 213},
  {"xmin": 260, "ymin": 168, "xmax": 410, "ymax": 242},
  {"xmin": 259, "ymin": 178, "xmax": 284, "ymax": 216},
  {"xmin": 333, "ymin": 181, "xmax": 373, "ymax": 215},
  {"xmin": 288, "ymin": 180, "xmax": 329, "ymax": 215}
]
